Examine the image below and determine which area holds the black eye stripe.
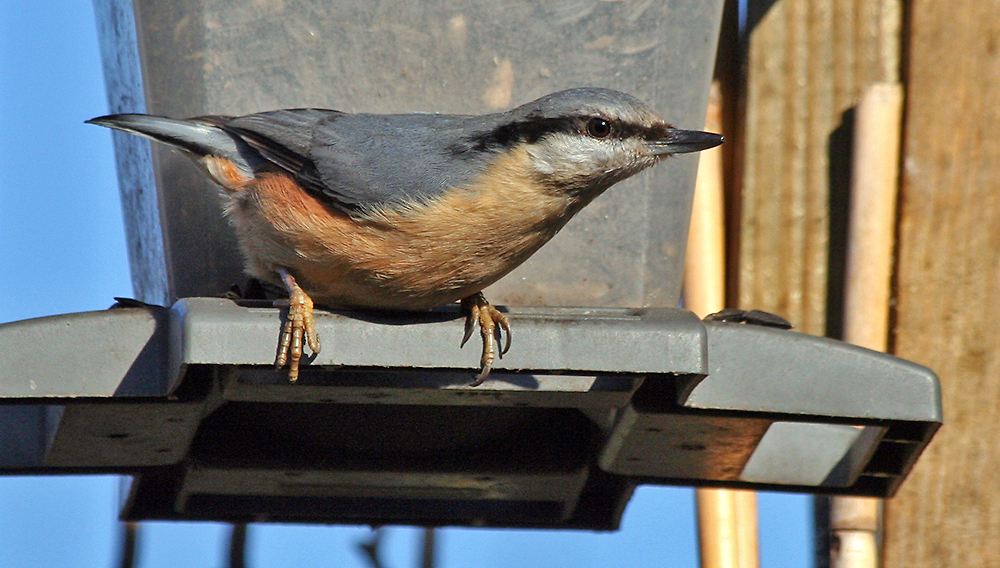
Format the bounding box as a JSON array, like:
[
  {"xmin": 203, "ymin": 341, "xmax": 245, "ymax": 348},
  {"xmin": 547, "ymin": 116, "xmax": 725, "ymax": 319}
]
[{"xmin": 463, "ymin": 115, "xmax": 672, "ymax": 153}]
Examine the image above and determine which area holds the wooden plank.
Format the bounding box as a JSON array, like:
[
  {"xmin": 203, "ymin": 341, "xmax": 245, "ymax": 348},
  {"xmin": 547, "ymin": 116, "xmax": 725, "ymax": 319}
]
[
  {"xmin": 883, "ymin": 1, "xmax": 1000, "ymax": 565},
  {"xmin": 737, "ymin": 0, "xmax": 900, "ymax": 334},
  {"xmin": 737, "ymin": 4, "xmax": 902, "ymax": 564}
]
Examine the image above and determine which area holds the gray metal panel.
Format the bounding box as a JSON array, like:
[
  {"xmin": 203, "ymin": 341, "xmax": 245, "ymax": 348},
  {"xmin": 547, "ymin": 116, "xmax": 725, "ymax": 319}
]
[
  {"xmin": 223, "ymin": 369, "xmax": 643, "ymax": 408},
  {"xmin": 738, "ymin": 423, "xmax": 883, "ymax": 487},
  {"xmin": 684, "ymin": 321, "xmax": 943, "ymax": 423},
  {"xmin": 178, "ymin": 467, "xmax": 589, "ymax": 506},
  {"xmin": 169, "ymin": 298, "xmax": 708, "ymax": 379},
  {"xmin": 173, "ymin": 464, "xmax": 591, "ymax": 526},
  {"xmin": 0, "ymin": 298, "xmax": 706, "ymax": 401},
  {"xmin": 599, "ymin": 407, "xmax": 773, "ymax": 479},
  {"xmin": 96, "ymin": 0, "xmax": 724, "ymax": 307},
  {"xmin": 43, "ymin": 402, "xmax": 205, "ymax": 468},
  {"xmin": 0, "ymin": 306, "xmax": 169, "ymax": 398},
  {"xmin": 0, "ymin": 406, "xmax": 61, "ymax": 468}
]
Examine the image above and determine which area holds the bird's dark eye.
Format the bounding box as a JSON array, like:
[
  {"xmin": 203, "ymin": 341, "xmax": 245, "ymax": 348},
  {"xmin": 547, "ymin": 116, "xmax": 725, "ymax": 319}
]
[{"xmin": 587, "ymin": 117, "xmax": 612, "ymax": 138}]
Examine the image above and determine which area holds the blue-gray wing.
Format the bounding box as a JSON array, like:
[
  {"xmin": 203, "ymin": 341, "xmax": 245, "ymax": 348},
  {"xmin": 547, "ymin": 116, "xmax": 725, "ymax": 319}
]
[
  {"xmin": 222, "ymin": 109, "xmax": 499, "ymax": 213},
  {"xmin": 220, "ymin": 108, "xmax": 331, "ymax": 176}
]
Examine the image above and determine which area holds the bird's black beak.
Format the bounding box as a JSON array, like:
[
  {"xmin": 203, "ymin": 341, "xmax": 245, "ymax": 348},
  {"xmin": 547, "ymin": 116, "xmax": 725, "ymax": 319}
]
[{"xmin": 649, "ymin": 128, "xmax": 724, "ymax": 155}]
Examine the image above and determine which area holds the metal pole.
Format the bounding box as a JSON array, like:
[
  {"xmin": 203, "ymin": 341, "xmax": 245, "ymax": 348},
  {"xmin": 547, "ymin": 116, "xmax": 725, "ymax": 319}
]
[
  {"xmin": 228, "ymin": 523, "xmax": 247, "ymax": 568},
  {"xmin": 117, "ymin": 522, "xmax": 140, "ymax": 568},
  {"xmin": 420, "ymin": 528, "xmax": 437, "ymax": 568}
]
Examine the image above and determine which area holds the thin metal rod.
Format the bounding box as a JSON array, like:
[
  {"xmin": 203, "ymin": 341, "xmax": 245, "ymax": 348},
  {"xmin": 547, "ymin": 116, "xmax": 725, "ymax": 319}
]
[
  {"xmin": 228, "ymin": 523, "xmax": 247, "ymax": 568},
  {"xmin": 117, "ymin": 522, "xmax": 139, "ymax": 568},
  {"xmin": 420, "ymin": 528, "xmax": 437, "ymax": 568}
]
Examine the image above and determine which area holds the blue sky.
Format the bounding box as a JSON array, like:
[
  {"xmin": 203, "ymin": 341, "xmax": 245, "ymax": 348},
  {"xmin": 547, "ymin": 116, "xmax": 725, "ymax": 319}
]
[{"xmin": 0, "ymin": 2, "xmax": 811, "ymax": 566}]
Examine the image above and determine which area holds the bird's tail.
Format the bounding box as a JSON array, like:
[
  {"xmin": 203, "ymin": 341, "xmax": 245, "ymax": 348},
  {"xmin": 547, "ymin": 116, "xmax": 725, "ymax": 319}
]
[{"xmin": 87, "ymin": 114, "xmax": 263, "ymax": 187}]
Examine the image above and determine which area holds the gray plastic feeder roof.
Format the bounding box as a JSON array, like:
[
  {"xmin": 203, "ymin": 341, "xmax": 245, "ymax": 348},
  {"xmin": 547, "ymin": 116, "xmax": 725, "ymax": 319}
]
[{"xmin": 0, "ymin": 299, "xmax": 940, "ymax": 529}]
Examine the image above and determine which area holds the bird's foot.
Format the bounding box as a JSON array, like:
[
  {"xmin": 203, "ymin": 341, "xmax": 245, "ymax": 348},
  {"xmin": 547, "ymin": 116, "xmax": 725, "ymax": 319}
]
[
  {"xmin": 460, "ymin": 292, "xmax": 511, "ymax": 386},
  {"xmin": 275, "ymin": 268, "xmax": 321, "ymax": 382}
]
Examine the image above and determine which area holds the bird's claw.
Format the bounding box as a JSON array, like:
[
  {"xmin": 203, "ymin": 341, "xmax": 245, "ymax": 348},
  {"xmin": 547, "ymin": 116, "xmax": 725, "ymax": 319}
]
[
  {"xmin": 460, "ymin": 292, "xmax": 511, "ymax": 386},
  {"xmin": 275, "ymin": 281, "xmax": 320, "ymax": 382}
]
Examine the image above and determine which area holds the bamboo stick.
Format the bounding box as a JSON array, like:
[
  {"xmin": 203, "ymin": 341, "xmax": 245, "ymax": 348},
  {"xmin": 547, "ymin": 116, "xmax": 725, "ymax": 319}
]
[
  {"xmin": 687, "ymin": 82, "xmax": 760, "ymax": 568},
  {"xmin": 842, "ymin": 83, "xmax": 904, "ymax": 353},
  {"xmin": 830, "ymin": 82, "xmax": 904, "ymax": 568}
]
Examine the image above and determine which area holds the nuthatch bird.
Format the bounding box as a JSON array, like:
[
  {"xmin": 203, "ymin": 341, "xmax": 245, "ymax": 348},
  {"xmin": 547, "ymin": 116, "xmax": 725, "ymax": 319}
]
[{"xmin": 88, "ymin": 88, "xmax": 722, "ymax": 383}]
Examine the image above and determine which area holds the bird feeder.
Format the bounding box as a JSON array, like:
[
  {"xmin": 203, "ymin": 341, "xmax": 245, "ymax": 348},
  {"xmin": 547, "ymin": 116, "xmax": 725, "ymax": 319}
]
[{"xmin": 0, "ymin": 0, "xmax": 939, "ymax": 529}]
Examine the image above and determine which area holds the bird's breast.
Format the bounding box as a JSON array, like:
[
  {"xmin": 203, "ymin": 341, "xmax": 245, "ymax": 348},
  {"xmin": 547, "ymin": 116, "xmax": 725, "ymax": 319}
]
[{"xmin": 226, "ymin": 146, "xmax": 576, "ymax": 309}]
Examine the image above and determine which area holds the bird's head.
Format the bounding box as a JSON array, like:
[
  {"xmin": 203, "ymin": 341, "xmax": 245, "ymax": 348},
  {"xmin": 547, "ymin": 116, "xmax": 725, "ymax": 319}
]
[{"xmin": 480, "ymin": 88, "xmax": 723, "ymax": 198}]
